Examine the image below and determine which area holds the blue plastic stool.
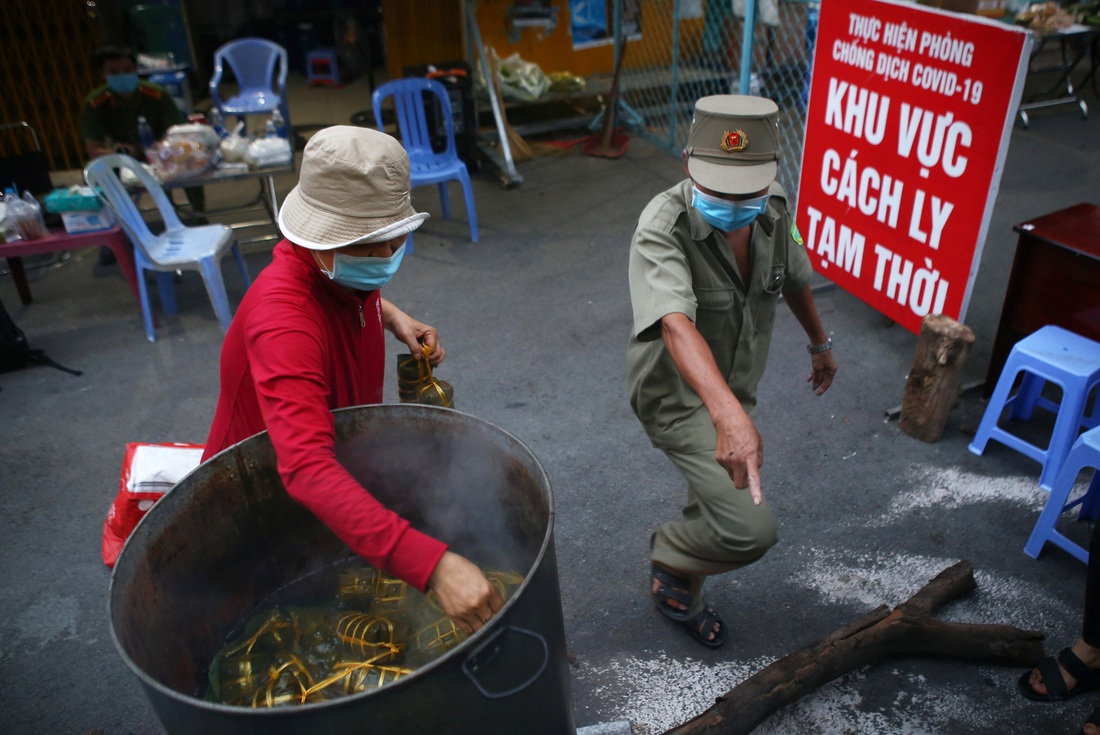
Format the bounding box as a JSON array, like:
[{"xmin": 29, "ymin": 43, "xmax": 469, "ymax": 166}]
[
  {"xmin": 1024, "ymin": 426, "xmax": 1100, "ymax": 563},
  {"xmin": 969, "ymin": 325, "xmax": 1100, "ymax": 490},
  {"xmin": 307, "ymin": 49, "xmax": 340, "ymax": 88}
]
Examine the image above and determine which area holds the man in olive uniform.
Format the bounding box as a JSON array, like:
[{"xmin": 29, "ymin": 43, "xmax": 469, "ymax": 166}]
[
  {"xmin": 81, "ymin": 45, "xmax": 204, "ymax": 264},
  {"xmin": 627, "ymin": 95, "xmax": 837, "ymax": 647},
  {"xmin": 81, "ymin": 46, "xmax": 185, "ymax": 161}
]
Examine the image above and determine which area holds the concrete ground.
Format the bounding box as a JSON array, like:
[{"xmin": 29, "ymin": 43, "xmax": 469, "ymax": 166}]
[{"xmin": 1, "ymin": 63, "xmax": 1099, "ymax": 734}]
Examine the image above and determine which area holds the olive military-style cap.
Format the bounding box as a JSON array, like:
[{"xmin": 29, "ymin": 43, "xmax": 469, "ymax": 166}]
[{"xmin": 685, "ymin": 95, "xmax": 780, "ymax": 196}]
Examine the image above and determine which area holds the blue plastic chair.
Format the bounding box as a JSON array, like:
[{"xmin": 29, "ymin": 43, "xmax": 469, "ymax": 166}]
[
  {"xmin": 969, "ymin": 325, "xmax": 1100, "ymax": 490},
  {"xmin": 372, "ymin": 78, "xmax": 479, "ymax": 246},
  {"xmin": 1024, "ymin": 425, "xmax": 1100, "ymax": 563},
  {"xmin": 84, "ymin": 155, "xmax": 251, "ymax": 342},
  {"xmin": 209, "ymin": 38, "xmax": 290, "ymax": 129}
]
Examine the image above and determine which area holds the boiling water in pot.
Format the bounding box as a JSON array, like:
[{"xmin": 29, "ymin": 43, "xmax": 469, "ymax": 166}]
[{"xmin": 203, "ymin": 558, "xmax": 523, "ymax": 708}]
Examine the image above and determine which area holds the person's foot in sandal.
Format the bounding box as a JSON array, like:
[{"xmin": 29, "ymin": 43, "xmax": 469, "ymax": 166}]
[
  {"xmin": 650, "ymin": 563, "xmax": 726, "ymax": 646},
  {"xmin": 649, "ymin": 534, "xmax": 725, "ymax": 647},
  {"xmin": 1084, "ymin": 706, "xmax": 1100, "ymax": 735},
  {"xmin": 685, "ymin": 605, "xmax": 727, "ymax": 648},
  {"xmin": 651, "ymin": 561, "xmax": 695, "ymax": 622},
  {"xmin": 1019, "ymin": 639, "xmax": 1100, "ymax": 701}
]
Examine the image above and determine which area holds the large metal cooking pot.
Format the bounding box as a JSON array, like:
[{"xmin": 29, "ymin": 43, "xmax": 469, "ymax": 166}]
[{"xmin": 109, "ymin": 405, "xmax": 575, "ymax": 735}]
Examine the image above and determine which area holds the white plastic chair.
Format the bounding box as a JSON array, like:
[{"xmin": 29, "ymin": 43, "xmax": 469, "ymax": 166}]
[{"xmin": 84, "ymin": 154, "xmax": 251, "ymax": 342}]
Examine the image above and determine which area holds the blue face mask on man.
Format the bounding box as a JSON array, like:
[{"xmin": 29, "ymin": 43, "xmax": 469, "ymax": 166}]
[
  {"xmin": 320, "ymin": 243, "xmax": 406, "ymax": 291},
  {"xmin": 106, "ymin": 73, "xmax": 140, "ymax": 95},
  {"xmin": 691, "ymin": 185, "xmax": 770, "ymax": 232}
]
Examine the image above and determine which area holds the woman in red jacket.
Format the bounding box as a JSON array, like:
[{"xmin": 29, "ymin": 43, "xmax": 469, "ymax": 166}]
[{"xmin": 204, "ymin": 126, "xmax": 501, "ymax": 634}]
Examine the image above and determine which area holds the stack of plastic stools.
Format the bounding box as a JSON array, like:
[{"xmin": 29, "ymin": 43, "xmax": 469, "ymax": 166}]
[
  {"xmin": 307, "ymin": 49, "xmax": 340, "ymax": 88},
  {"xmin": 969, "ymin": 325, "xmax": 1100, "ymax": 491},
  {"xmin": 1024, "ymin": 426, "xmax": 1100, "ymax": 563}
]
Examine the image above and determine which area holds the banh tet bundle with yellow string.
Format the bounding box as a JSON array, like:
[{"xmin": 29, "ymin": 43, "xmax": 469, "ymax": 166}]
[
  {"xmin": 396, "ymin": 342, "xmax": 454, "ymax": 407},
  {"xmin": 204, "ymin": 563, "xmax": 523, "ymax": 707}
]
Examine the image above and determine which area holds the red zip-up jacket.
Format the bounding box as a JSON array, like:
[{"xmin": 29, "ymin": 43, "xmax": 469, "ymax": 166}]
[{"xmin": 203, "ymin": 240, "xmax": 447, "ymax": 591}]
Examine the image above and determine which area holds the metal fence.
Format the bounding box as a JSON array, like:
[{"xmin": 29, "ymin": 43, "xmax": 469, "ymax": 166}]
[{"xmin": 615, "ymin": 0, "xmax": 819, "ymax": 201}]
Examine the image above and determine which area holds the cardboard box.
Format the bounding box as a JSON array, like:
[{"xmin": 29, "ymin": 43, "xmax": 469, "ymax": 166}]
[
  {"xmin": 917, "ymin": 0, "xmax": 1008, "ymax": 18},
  {"xmin": 61, "ymin": 209, "xmax": 116, "ymax": 234}
]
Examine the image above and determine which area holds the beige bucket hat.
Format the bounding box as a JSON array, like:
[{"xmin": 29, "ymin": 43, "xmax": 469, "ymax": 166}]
[
  {"xmin": 278, "ymin": 125, "xmax": 428, "ymax": 250},
  {"xmin": 685, "ymin": 95, "xmax": 780, "ymax": 195}
]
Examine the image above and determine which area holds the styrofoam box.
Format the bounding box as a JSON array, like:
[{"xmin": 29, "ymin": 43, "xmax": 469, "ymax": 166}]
[{"xmin": 62, "ymin": 209, "xmax": 116, "ymax": 234}]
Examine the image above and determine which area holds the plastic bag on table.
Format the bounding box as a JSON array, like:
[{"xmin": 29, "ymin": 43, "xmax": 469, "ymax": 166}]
[
  {"xmin": 547, "ymin": 71, "xmax": 586, "ymax": 94},
  {"xmin": 146, "ymin": 138, "xmax": 216, "ymax": 182},
  {"xmin": 245, "ymin": 137, "xmax": 293, "ymax": 168},
  {"xmin": 166, "ymin": 122, "xmax": 222, "ymax": 151},
  {"xmin": 219, "ymin": 121, "xmax": 249, "ymax": 164},
  {"xmin": 1, "ymin": 189, "xmax": 45, "ymax": 240},
  {"xmin": 1015, "ymin": 2, "xmax": 1074, "ymax": 32},
  {"xmin": 495, "ymin": 51, "xmax": 551, "ymax": 103}
]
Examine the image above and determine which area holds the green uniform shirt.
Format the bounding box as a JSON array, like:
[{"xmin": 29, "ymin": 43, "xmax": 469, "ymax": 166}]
[
  {"xmin": 626, "ymin": 178, "xmax": 812, "ymax": 453},
  {"xmin": 81, "ymin": 81, "xmax": 185, "ymax": 157}
]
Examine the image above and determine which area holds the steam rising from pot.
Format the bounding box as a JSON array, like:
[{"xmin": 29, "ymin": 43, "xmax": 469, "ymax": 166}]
[{"xmin": 336, "ymin": 419, "xmax": 544, "ymax": 573}]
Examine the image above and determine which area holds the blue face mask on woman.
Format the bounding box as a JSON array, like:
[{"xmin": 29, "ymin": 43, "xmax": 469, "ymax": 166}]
[
  {"xmin": 691, "ymin": 186, "xmax": 770, "ymax": 232},
  {"xmin": 320, "ymin": 243, "xmax": 406, "ymax": 291},
  {"xmin": 106, "ymin": 73, "xmax": 140, "ymax": 95}
]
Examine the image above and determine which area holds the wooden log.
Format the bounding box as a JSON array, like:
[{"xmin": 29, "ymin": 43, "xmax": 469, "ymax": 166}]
[
  {"xmin": 662, "ymin": 561, "xmax": 1044, "ymax": 735},
  {"xmin": 900, "ymin": 314, "xmax": 977, "ymax": 443}
]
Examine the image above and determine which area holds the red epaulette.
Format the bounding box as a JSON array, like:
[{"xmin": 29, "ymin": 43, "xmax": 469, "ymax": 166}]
[
  {"xmin": 87, "ymin": 87, "xmax": 114, "ymax": 109},
  {"xmin": 138, "ymin": 83, "xmax": 165, "ymax": 100}
]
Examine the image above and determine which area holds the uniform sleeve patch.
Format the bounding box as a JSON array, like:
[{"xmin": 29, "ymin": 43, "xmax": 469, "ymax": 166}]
[
  {"xmin": 790, "ymin": 221, "xmax": 804, "ymax": 246},
  {"xmin": 88, "ymin": 90, "xmax": 113, "ymax": 109}
]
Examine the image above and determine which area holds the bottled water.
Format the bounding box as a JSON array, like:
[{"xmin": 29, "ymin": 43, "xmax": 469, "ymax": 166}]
[
  {"xmin": 137, "ymin": 115, "xmax": 155, "ymax": 152},
  {"xmin": 269, "ymin": 108, "xmax": 288, "ymax": 139},
  {"xmin": 209, "ymin": 108, "xmax": 227, "ymax": 138}
]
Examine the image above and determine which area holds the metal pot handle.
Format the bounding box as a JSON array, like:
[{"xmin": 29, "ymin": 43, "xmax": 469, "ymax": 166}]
[{"xmin": 461, "ymin": 625, "xmax": 549, "ymax": 699}]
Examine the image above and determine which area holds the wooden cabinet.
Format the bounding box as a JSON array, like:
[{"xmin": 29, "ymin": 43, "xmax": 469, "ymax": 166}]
[{"xmin": 985, "ymin": 203, "xmax": 1100, "ymax": 394}]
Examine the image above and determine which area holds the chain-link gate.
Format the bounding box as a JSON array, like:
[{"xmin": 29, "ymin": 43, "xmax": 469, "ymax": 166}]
[{"xmin": 615, "ymin": 0, "xmax": 819, "ymax": 201}]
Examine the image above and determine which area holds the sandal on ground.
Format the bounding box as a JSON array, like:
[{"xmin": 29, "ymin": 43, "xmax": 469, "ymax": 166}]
[
  {"xmin": 685, "ymin": 606, "xmax": 728, "ymax": 649},
  {"xmin": 1018, "ymin": 647, "xmax": 1100, "ymax": 702}
]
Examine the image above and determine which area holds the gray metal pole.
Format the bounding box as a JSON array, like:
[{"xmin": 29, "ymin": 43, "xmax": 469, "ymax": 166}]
[{"xmin": 465, "ymin": 0, "xmax": 522, "ymax": 186}]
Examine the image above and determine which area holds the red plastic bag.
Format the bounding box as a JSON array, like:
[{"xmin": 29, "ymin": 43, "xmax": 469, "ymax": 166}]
[{"xmin": 101, "ymin": 442, "xmax": 204, "ymax": 568}]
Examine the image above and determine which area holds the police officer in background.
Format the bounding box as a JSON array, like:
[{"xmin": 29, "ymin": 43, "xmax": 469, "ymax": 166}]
[
  {"xmin": 81, "ymin": 45, "xmax": 184, "ymax": 161},
  {"xmin": 81, "ymin": 45, "xmax": 203, "ymax": 263}
]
